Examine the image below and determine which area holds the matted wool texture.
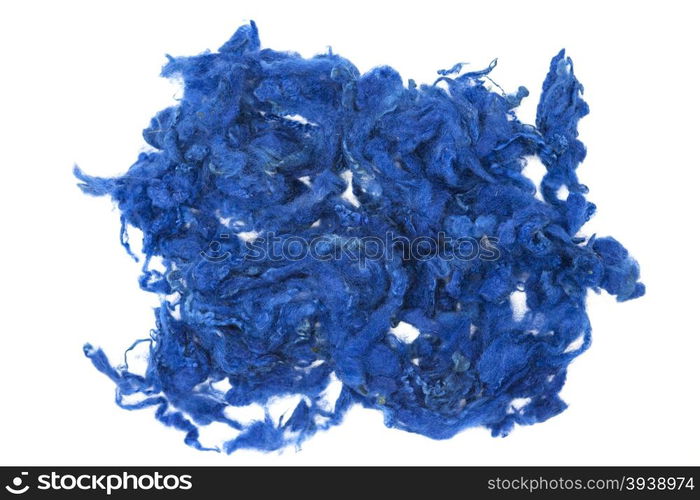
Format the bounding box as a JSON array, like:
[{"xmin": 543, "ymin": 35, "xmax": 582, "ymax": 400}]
[{"xmin": 76, "ymin": 22, "xmax": 644, "ymax": 453}]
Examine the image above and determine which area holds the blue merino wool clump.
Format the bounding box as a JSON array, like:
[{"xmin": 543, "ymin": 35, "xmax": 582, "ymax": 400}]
[{"xmin": 76, "ymin": 22, "xmax": 644, "ymax": 453}]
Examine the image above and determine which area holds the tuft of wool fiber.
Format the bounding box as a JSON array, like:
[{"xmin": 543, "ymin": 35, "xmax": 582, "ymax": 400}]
[{"xmin": 76, "ymin": 22, "xmax": 644, "ymax": 453}]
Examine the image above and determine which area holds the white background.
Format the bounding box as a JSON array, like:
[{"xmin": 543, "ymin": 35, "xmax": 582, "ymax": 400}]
[{"xmin": 0, "ymin": 0, "xmax": 698, "ymax": 466}]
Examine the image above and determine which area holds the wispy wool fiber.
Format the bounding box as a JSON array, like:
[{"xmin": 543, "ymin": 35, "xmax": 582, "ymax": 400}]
[{"xmin": 76, "ymin": 22, "xmax": 644, "ymax": 453}]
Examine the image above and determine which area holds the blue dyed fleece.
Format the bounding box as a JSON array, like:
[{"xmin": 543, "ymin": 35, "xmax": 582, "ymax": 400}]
[{"xmin": 76, "ymin": 22, "xmax": 644, "ymax": 453}]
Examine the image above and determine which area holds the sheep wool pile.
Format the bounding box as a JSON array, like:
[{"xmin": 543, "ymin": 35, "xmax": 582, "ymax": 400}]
[{"xmin": 76, "ymin": 22, "xmax": 644, "ymax": 453}]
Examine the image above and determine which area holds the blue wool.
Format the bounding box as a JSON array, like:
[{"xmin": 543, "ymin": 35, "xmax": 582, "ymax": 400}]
[{"xmin": 76, "ymin": 22, "xmax": 644, "ymax": 453}]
